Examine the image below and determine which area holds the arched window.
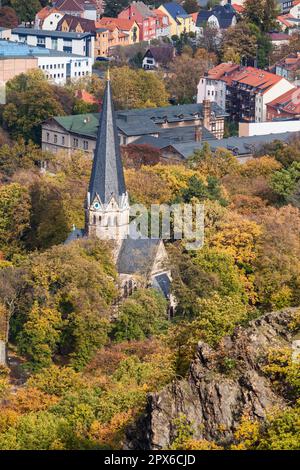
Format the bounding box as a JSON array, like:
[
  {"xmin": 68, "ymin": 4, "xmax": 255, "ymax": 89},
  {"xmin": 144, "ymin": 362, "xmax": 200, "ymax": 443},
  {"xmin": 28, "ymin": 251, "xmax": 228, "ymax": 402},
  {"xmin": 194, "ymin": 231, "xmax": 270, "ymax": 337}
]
[
  {"xmin": 93, "ymin": 215, "xmax": 96, "ymax": 225},
  {"xmin": 99, "ymin": 216, "xmax": 102, "ymax": 223}
]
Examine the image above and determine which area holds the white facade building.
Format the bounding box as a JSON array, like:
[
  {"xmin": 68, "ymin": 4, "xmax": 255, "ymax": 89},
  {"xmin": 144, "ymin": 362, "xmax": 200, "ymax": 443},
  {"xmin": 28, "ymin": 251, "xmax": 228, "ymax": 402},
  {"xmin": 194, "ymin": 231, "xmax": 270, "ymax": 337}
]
[
  {"xmin": 10, "ymin": 28, "xmax": 95, "ymax": 61},
  {"xmin": 197, "ymin": 76, "xmax": 227, "ymax": 111},
  {"xmin": 37, "ymin": 53, "xmax": 92, "ymax": 85}
]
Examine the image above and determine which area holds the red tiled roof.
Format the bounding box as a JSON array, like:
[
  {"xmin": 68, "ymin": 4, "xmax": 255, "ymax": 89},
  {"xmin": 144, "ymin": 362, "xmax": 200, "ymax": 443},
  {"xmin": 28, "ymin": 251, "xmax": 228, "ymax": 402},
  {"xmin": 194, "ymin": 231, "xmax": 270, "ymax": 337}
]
[
  {"xmin": 36, "ymin": 6, "xmax": 60, "ymax": 20},
  {"xmin": 99, "ymin": 17, "xmax": 137, "ymax": 31},
  {"xmin": 207, "ymin": 64, "xmax": 284, "ymax": 95},
  {"xmin": 206, "ymin": 62, "xmax": 240, "ymax": 80},
  {"xmin": 224, "ymin": 67, "xmax": 282, "ymax": 94},
  {"xmin": 267, "ymin": 87, "xmax": 300, "ymax": 114},
  {"xmin": 277, "ymin": 14, "xmax": 294, "ymax": 27},
  {"xmin": 232, "ymin": 4, "xmax": 244, "ymax": 13}
]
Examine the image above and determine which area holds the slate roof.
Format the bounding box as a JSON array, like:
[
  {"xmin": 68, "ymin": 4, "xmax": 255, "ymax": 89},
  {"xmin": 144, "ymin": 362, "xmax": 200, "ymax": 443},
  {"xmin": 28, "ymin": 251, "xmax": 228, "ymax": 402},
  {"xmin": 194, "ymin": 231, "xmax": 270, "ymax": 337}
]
[
  {"xmin": 170, "ymin": 132, "xmax": 300, "ymax": 159},
  {"xmin": 49, "ymin": 102, "xmax": 227, "ymax": 140},
  {"xmin": 197, "ymin": 4, "xmax": 236, "ymax": 28},
  {"xmin": 117, "ymin": 238, "xmax": 161, "ymax": 275},
  {"xmin": 88, "ymin": 78, "xmax": 126, "ymax": 205},
  {"xmin": 163, "ymin": 2, "xmax": 189, "ymax": 19}
]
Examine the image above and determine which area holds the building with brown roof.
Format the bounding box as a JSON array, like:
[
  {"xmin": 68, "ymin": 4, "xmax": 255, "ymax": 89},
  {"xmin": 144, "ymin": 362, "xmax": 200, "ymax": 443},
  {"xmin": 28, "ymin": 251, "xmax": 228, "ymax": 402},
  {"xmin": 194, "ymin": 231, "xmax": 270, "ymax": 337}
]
[
  {"xmin": 266, "ymin": 87, "xmax": 300, "ymax": 120},
  {"xmin": 198, "ymin": 63, "xmax": 295, "ymax": 122},
  {"xmin": 271, "ymin": 52, "xmax": 300, "ymax": 85}
]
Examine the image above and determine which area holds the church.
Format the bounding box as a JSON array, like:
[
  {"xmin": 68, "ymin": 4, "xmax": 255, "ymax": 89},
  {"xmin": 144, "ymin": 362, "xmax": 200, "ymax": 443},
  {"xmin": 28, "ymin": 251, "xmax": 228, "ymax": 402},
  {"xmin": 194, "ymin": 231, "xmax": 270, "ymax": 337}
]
[{"xmin": 66, "ymin": 73, "xmax": 174, "ymax": 312}]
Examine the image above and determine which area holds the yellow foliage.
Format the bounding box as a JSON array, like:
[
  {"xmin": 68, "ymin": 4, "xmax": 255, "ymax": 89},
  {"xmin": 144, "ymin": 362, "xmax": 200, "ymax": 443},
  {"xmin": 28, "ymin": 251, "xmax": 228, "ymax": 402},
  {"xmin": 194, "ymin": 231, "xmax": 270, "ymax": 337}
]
[
  {"xmin": 9, "ymin": 387, "xmax": 59, "ymax": 413},
  {"xmin": 88, "ymin": 410, "xmax": 134, "ymax": 449},
  {"xmin": 0, "ymin": 408, "xmax": 20, "ymax": 433}
]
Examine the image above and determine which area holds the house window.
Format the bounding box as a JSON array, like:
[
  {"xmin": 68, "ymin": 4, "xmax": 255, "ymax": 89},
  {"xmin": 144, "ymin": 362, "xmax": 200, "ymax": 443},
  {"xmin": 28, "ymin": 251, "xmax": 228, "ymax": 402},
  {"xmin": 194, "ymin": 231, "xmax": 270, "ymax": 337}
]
[
  {"xmin": 62, "ymin": 136, "xmax": 65, "ymax": 145},
  {"xmin": 54, "ymin": 134, "xmax": 58, "ymax": 143},
  {"xmin": 46, "ymin": 132, "xmax": 50, "ymax": 142},
  {"xmin": 73, "ymin": 138, "xmax": 79, "ymax": 147},
  {"xmin": 83, "ymin": 140, "xmax": 89, "ymax": 150}
]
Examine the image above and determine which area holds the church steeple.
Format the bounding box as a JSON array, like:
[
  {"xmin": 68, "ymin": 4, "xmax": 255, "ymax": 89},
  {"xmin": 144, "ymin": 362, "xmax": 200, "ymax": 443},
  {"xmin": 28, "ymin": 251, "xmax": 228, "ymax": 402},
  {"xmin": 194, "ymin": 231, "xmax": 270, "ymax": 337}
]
[
  {"xmin": 88, "ymin": 73, "xmax": 126, "ymax": 206},
  {"xmin": 86, "ymin": 73, "xmax": 129, "ymax": 242}
]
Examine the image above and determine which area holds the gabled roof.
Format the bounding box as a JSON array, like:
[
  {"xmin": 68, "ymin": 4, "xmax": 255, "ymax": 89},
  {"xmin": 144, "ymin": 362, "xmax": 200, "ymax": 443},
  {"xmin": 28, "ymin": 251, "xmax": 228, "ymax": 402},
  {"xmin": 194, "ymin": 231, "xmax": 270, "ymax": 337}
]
[
  {"xmin": 54, "ymin": 0, "xmax": 84, "ymax": 12},
  {"xmin": 196, "ymin": 4, "xmax": 236, "ymax": 28},
  {"xmin": 88, "ymin": 78, "xmax": 126, "ymax": 205},
  {"xmin": 36, "ymin": 6, "xmax": 60, "ymax": 20},
  {"xmin": 117, "ymin": 238, "xmax": 161, "ymax": 275},
  {"xmin": 144, "ymin": 45, "xmax": 174, "ymax": 64},
  {"xmin": 57, "ymin": 14, "xmax": 96, "ymax": 32},
  {"xmin": 205, "ymin": 62, "xmax": 240, "ymax": 80},
  {"xmin": 99, "ymin": 17, "xmax": 138, "ymax": 31},
  {"xmin": 163, "ymin": 2, "xmax": 189, "ymax": 20},
  {"xmin": 267, "ymin": 87, "xmax": 300, "ymax": 115}
]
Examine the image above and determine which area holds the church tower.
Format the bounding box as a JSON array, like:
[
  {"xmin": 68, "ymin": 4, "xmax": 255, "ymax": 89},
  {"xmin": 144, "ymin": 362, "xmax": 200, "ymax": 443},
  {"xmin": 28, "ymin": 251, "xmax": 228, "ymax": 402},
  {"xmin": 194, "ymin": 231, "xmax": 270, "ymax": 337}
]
[{"xmin": 85, "ymin": 72, "xmax": 130, "ymax": 244}]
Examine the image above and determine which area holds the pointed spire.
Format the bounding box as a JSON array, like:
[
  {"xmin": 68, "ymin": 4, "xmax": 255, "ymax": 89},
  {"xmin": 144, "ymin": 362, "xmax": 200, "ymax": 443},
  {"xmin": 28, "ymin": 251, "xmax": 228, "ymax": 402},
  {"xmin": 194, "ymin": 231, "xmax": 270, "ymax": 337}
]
[{"xmin": 88, "ymin": 75, "xmax": 126, "ymax": 205}]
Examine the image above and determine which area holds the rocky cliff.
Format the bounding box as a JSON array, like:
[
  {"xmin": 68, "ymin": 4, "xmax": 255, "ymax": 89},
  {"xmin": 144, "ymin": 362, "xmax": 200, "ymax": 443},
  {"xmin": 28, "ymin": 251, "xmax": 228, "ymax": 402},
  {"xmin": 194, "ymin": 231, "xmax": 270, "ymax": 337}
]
[{"xmin": 126, "ymin": 308, "xmax": 299, "ymax": 449}]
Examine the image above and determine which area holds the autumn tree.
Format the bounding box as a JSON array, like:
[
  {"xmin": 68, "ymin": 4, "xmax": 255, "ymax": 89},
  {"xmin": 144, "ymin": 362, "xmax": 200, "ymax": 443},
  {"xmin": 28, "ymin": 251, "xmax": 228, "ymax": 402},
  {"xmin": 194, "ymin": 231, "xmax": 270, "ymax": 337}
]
[
  {"xmin": 109, "ymin": 67, "xmax": 169, "ymax": 109},
  {"xmin": 244, "ymin": 0, "xmax": 279, "ymax": 33},
  {"xmin": 0, "ymin": 6, "xmax": 19, "ymax": 27},
  {"xmin": 0, "ymin": 182, "xmax": 31, "ymax": 258},
  {"xmin": 3, "ymin": 70, "xmax": 64, "ymax": 143},
  {"xmin": 1, "ymin": 239, "xmax": 118, "ymax": 370},
  {"xmin": 167, "ymin": 53, "xmax": 214, "ymax": 103},
  {"xmin": 222, "ymin": 22, "xmax": 258, "ymax": 64}
]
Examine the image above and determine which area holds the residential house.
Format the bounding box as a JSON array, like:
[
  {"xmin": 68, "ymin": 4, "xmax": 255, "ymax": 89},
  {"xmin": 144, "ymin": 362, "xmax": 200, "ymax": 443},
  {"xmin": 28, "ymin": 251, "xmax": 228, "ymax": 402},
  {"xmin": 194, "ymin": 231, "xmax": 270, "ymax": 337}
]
[
  {"xmin": 289, "ymin": 0, "xmax": 300, "ymax": 16},
  {"xmin": 118, "ymin": 1, "xmax": 157, "ymax": 41},
  {"xmin": 195, "ymin": 4, "xmax": 237, "ymax": 35},
  {"xmin": 35, "ymin": 7, "xmax": 64, "ymax": 29},
  {"xmin": 41, "ymin": 101, "xmax": 227, "ymax": 156},
  {"xmin": 0, "ymin": 39, "xmax": 92, "ymax": 85},
  {"xmin": 56, "ymin": 14, "xmax": 96, "ymax": 33},
  {"xmin": 266, "ymin": 87, "xmax": 300, "ymax": 120},
  {"xmin": 268, "ymin": 32, "xmax": 290, "ymax": 48},
  {"xmin": 52, "ymin": 0, "xmax": 99, "ymax": 19},
  {"xmin": 11, "ymin": 27, "xmax": 95, "ymax": 61},
  {"xmin": 198, "ymin": 63, "xmax": 295, "ymax": 122},
  {"xmin": 153, "ymin": 9, "xmax": 170, "ymax": 38},
  {"xmin": 142, "ymin": 45, "xmax": 175, "ymax": 70},
  {"xmin": 277, "ymin": 0, "xmax": 294, "ymax": 13},
  {"xmin": 98, "ymin": 17, "xmax": 140, "ymax": 43},
  {"xmin": 158, "ymin": 2, "xmax": 194, "ymax": 37},
  {"xmin": 270, "ymin": 52, "xmax": 300, "ymax": 85}
]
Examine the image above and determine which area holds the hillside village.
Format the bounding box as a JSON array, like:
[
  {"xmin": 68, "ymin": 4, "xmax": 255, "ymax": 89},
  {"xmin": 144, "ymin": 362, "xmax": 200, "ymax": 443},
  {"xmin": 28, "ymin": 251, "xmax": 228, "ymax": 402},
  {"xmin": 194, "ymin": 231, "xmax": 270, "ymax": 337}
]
[{"xmin": 0, "ymin": 0, "xmax": 299, "ymax": 454}]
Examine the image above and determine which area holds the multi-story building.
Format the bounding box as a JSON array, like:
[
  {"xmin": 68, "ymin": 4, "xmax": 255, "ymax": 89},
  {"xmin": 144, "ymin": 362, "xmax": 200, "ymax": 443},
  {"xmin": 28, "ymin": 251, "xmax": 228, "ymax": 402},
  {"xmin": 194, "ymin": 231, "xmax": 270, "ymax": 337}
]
[
  {"xmin": 98, "ymin": 17, "xmax": 140, "ymax": 43},
  {"xmin": 198, "ymin": 63, "xmax": 295, "ymax": 122},
  {"xmin": 270, "ymin": 52, "xmax": 300, "ymax": 85},
  {"xmin": 158, "ymin": 2, "xmax": 194, "ymax": 37},
  {"xmin": 41, "ymin": 101, "xmax": 227, "ymax": 155},
  {"xmin": 153, "ymin": 9, "xmax": 170, "ymax": 38},
  {"xmin": 195, "ymin": 3, "xmax": 237, "ymax": 35},
  {"xmin": 10, "ymin": 27, "xmax": 95, "ymax": 61},
  {"xmin": 118, "ymin": 1, "xmax": 157, "ymax": 41},
  {"xmin": 0, "ymin": 40, "xmax": 92, "ymax": 85}
]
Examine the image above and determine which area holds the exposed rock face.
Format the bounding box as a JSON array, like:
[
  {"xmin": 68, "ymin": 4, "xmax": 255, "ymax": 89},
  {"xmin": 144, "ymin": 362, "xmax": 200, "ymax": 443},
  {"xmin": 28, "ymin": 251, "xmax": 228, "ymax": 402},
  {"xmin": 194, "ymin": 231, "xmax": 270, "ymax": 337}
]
[{"xmin": 126, "ymin": 308, "xmax": 298, "ymax": 449}]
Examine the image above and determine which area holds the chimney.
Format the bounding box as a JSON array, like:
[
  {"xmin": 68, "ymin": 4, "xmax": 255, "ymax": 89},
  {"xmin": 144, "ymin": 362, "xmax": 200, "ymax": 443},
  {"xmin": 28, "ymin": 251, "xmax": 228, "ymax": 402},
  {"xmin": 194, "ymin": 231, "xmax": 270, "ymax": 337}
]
[
  {"xmin": 203, "ymin": 99, "xmax": 211, "ymax": 129},
  {"xmin": 195, "ymin": 125, "xmax": 202, "ymax": 142}
]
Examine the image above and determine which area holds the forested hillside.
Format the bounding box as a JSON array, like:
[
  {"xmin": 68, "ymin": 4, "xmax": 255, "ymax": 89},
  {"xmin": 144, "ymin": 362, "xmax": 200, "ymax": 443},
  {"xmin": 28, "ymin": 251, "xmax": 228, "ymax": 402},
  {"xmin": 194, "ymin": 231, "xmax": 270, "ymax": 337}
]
[{"xmin": 0, "ymin": 134, "xmax": 299, "ymax": 449}]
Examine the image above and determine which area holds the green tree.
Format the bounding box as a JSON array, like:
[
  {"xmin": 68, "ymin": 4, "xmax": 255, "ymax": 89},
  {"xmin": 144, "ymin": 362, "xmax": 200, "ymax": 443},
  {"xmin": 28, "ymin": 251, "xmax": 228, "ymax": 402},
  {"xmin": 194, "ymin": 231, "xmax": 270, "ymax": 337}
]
[
  {"xmin": 222, "ymin": 22, "xmax": 258, "ymax": 63},
  {"xmin": 2, "ymin": 69, "xmax": 64, "ymax": 143},
  {"xmin": 182, "ymin": 0, "xmax": 199, "ymax": 13},
  {"xmin": 112, "ymin": 289, "xmax": 168, "ymax": 342},
  {"xmin": 10, "ymin": 0, "xmax": 41, "ymax": 23}
]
